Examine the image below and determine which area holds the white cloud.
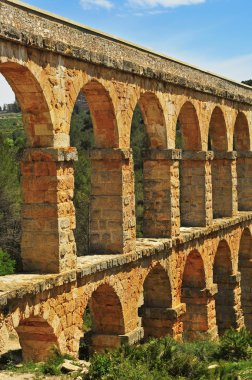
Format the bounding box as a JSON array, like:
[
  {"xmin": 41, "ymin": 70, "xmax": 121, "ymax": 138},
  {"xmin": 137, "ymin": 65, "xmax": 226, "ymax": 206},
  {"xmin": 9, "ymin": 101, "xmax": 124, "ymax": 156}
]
[
  {"xmin": 0, "ymin": 74, "xmax": 15, "ymax": 108},
  {"xmin": 80, "ymin": 0, "xmax": 113, "ymax": 9},
  {"xmin": 127, "ymin": 0, "xmax": 206, "ymax": 8}
]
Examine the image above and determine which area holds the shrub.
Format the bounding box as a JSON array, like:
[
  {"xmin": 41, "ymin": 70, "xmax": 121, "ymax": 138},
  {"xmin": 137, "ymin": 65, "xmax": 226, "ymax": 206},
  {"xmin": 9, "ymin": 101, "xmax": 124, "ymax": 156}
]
[
  {"xmin": 87, "ymin": 353, "xmax": 112, "ymax": 380},
  {"xmin": 41, "ymin": 348, "xmax": 72, "ymax": 376},
  {"xmin": 0, "ymin": 248, "xmax": 15, "ymax": 275},
  {"xmin": 218, "ymin": 328, "xmax": 252, "ymax": 361}
]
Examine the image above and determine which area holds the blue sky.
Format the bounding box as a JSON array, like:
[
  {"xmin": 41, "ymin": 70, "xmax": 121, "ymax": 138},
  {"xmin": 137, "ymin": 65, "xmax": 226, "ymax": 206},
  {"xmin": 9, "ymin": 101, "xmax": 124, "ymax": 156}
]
[{"xmin": 1, "ymin": 0, "xmax": 252, "ymax": 106}]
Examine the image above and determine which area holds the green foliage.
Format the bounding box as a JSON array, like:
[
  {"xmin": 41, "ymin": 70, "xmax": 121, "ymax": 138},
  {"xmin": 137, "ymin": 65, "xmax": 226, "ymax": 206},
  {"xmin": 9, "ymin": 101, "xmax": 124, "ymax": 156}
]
[
  {"xmin": 0, "ymin": 134, "xmax": 22, "ymax": 271},
  {"xmin": 41, "ymin": 348, "xmax": 71, "ymax": 375},
  {"xmin": 84, "ymin": 331, "xmax": 252, "ymax": 380},
  {"xmin": 0, "ymin": 248, "xmax": 15, "ymax": 275},
  {"xmin": 87, "ymin": 353, "xmax": 112, "ymax": 379},
  {"xmin": 218, "ymin": 328, "xmax": 252, "ymax": 361},
  {"xmin": 130, "ymin": 105, "xmax": 150, "ymax": 237},
  {"xmin": 242, "ymin": 79, "xmax": 252, "ymax": 87}
]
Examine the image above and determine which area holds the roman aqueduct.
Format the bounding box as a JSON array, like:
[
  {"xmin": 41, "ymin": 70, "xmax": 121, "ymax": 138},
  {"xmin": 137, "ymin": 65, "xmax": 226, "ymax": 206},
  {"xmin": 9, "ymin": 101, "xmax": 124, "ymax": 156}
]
[{"xmin": 1, "ymin": 0, "xmax": 252, "ymax": 362}]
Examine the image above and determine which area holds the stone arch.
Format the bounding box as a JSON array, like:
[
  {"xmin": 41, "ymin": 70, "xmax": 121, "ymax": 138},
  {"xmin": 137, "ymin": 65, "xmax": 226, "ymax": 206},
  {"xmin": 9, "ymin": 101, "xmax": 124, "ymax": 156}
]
[
  {"xmin": 238, "ymin": 228, "xmax": 252, "ymax": 331},
  {"xmin": 86, "ymin": 283, "xmax": 125, "ymax": 351},
  {"xmin": 208, "ymin": 106, "xmax": 228, "ymax": 151},
  {"xmin": 139, "ymin": 263, "xmax": 173, "ymax": 338},
  {"xmin": 16, "ymin": 316, "xmax": 58, "ymax": 362},
  {"xmin": 177, "ymin": 101, "xmax": 206, "ymax": 227},
  {"xmin": 181, "ymin": 250, "xmax": 208, "ymax": 339},
  {"xmin": 137, "ymin": 92, "xmax": 167, "ymax": 148},
  {"xmin": 213, "ymin": 240, "xmax": 236, "ymax": 335},
  {"xmin": 81, "ymin": 79, "xmax": 119, "ymax": 148},
  {"xmin": 176, "ymin": 101, "xmax": 202, "ymax": 151},
  {"xmin": 0, "ymin": 62, "xmax": 53, "ymax": 147},
  {"xmin": 233, "ymin": 112, "xmax": 250, "ymax": 151}
]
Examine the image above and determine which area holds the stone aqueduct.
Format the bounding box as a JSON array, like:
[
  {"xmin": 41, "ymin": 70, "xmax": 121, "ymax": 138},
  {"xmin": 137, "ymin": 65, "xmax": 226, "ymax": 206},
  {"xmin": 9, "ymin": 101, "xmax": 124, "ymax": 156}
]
[{"xmin": 1, "ymin": 0, "xmax": 252, "ymax": 362}]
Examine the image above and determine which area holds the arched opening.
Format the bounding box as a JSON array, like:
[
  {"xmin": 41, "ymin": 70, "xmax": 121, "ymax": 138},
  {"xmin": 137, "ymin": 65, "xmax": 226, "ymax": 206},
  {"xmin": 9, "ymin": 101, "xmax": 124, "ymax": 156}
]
[
  {"xmin": 181, "ymin": 250, "xmax": 208, "ymax": 339},
  {"xmin": 208, "ymin": 107, "xmax": 228, "ymax": 152},
  {"xmin": 176, "ymin": 101, "xmax": 201, "ymax": 151},
  {"xmin": 213, "ymin": 240, "xmax": 236, "ymax": 335},
  {"xmin": 81, "ymin": 284, "xmax": 125, "ymax": 354},
  {"xmin": 70, "ymin": 80, "xmax": 128, "ymax": 255},
  {"xmin": 0, "ymin": 64, "xmax": 49, "ymax": 274},
  {"xmin": 0, "ymin": 325, "xmax": 21, "ymax": 368},
  {"xmin": 209, "ymin": 107, "xmax": 235, "ymax": 218},
  {"xmin": 234, "ymin": 112, "xmax": 252, "ymax": 211},
  {"xmin": 238, "ymin": 228, "xmax": 252, "ymax": 331},
  {"xmin": 130, "ymin": 103, "xmax": 150, "ymax": 238},
  {"xmin": 176, "ymin": 102, "xmax": 208, "ymax": 227},
  {"xmin": 16, "ymin": 316, "xmax": 58, "ymax": 362},
  {"xmin": 233, "ymin": 112, "xmax": 250, "ymax": 151},
  {"xmin": 139, "ymin": 264, "xmax": 173, "ymax": 339},
  {"xmin": 83, "ymin": 80, "xmax": 118, "ymax": 148},
  {"xmin": 0, "ymin": 63, "xmax": 53, "ymax": 147},
  {"xmin": 130, "ymin": 92, "xmax": 167, "ymax": 238}
]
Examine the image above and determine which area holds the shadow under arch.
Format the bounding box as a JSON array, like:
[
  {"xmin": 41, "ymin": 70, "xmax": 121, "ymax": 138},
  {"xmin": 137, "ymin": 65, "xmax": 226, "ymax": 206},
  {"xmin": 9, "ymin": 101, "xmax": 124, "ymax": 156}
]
[
  {"xmin": 16, "ymin": 315, "xmax": 58, "ymax": 362},
  {"xmin": 233, "ymin": 111, "xmax": 250, "ymax": 151},
  {"xmin": 137, "ymin": 91, "xmax": 167, "ymax": 149},
  {"xmin": 208, "ymin": 106, "xmax": 228, "ymax": 152},
  {"xmin": 82, "ymin": 79, "xmax": 119, "ymax": 148},
  {"xmin": 234, "ymin": 112, "xmax": 252, "ymax": 211},
  {"xmin": 139, "ymin": 263, "xmax": 173, "ymax": 339},
  {"xmin": 82, "ymin": 283, "xmax": 125, "ymax": 354},
  {"xmin": 181, "ymin": 250, "xmax": 208, "ymax": 339},
  {"xmin": 0, "ymin": 62, "xmax": 53, "ymax": 147},
  {"xmin": 213, "ymin": 240, "xmax": 237, "ymax": 335},
  {"xmin": 238, "ymin": 228, "xmax": 252, "ymax": 331},
  {"xmin": 176, "ymin": 101, "xmax": 202, "ymax": 151}
]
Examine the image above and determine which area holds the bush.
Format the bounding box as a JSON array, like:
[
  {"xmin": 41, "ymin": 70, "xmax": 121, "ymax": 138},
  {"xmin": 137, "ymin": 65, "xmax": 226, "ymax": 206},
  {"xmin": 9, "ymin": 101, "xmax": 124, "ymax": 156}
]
[
  {"xmin": 0, "ymin": 248, "xmax": 15, "ymax": 275},
  {"xmin": 218, "ymin": 328, "xmax": 252, "ymax": 361}
]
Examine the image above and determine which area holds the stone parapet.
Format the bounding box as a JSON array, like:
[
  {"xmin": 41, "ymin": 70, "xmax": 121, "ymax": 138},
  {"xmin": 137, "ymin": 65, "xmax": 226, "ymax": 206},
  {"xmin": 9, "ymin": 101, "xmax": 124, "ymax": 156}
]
[
  {"xmin": 181, "ymin": 150, "xmax": 213, "ymax": 160},
  {"xmin": 2, "ymin": 1, "xmax": 252, "ymax": 105},
  {"xmin": 213, "ymin": 151, "xmax": 237, "ymax": 160},
  {"xmin": 139, "ymin": 303, "xmax": 186, "ymax": 320},
  {"xmin": 142, "ymin": 149, "xmax": 182, "ymax": 160},
  {"xmin": 21, "ymin": 147, "xmax": 78, "ymax": 162}
]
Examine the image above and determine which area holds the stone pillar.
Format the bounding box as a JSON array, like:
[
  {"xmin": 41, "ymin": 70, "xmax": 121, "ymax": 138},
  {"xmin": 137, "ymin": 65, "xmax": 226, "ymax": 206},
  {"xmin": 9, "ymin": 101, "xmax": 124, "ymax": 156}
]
[
  {"xmin": 90, "ymin": 148, "xmax": 136, "ymax": 255},
  {"xmin": 180, "ymin": 151, "xmax": 213, "ymax": 227},
  {"xmin": 139, "ymin": 303, "xmax": 186, "ymax": 340},
  {"xmin": 21, "ymin": 148, "xmax": 77, "ymax": 274},
  {"xmin": 236, "ymin": 151, "xmax": 252, "ymax": 211},
  {"xmin": 142, "ymin": 149, "xmax": 181, "ymax": 238},
  {"xmin": 182, "ymin": 285, "xmax": 218, "ymax": 340},
  {"xmin": 215, "ymin": 273, "xmax": 244, "ymax": 335},
  {"xmin": 211, "ymin": 152, "xmax": 238, "ymax": 218}
]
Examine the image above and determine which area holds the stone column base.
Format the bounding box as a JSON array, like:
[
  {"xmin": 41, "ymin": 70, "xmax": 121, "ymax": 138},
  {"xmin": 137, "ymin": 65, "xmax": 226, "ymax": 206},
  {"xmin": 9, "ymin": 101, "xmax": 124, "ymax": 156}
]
[
  {"xmin": 139, "ymin": 303, "xmax": 186, "ymax": 339},
  {"xmin": 90, "ymin": 327, "xmax": 144, "ymax": 352}
]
